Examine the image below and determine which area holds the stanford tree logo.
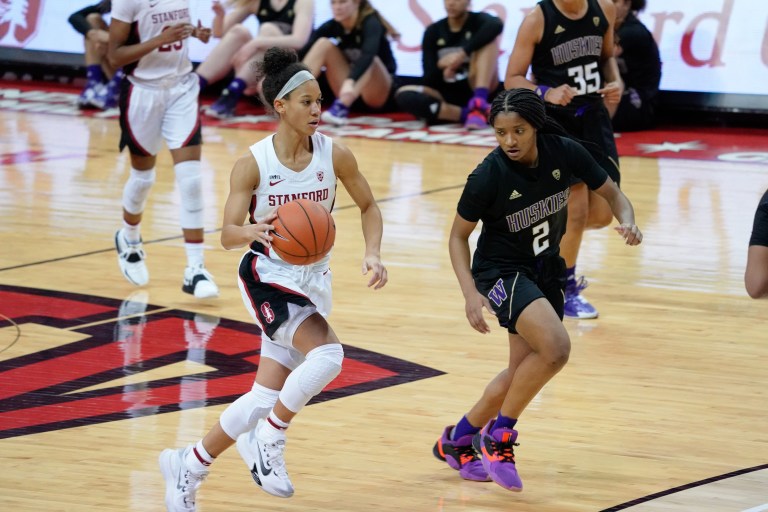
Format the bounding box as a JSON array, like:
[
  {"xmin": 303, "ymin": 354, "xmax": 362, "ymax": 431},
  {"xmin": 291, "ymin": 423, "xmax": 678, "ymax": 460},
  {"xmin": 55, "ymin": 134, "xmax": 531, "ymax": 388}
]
[{"xmin": 0, "ymin": 285, "xmax": 442, "ymax": 439}]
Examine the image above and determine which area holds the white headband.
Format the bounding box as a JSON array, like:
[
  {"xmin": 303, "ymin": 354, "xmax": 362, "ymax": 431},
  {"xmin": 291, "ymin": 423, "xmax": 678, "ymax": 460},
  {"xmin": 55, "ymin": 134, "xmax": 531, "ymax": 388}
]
[{"xmin": 276, "ymin": 70, "xmax": 315, "ymax": 100}]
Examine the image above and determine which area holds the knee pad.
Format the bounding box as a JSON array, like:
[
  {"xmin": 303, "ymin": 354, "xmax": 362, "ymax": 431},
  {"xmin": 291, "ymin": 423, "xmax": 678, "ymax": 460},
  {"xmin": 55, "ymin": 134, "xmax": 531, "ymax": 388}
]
[
  {"xmin": 395, "ymin": 90, "xmax": 440, "ymax": 124},
  {"xmin": 279, "ymin": 343, "xmax": 344, "ymax": 413},
  {"xmin": 219, "ymin": 383, "xmax": 280, "ymax": 439},
  {"xmin": 174, "ymin": 160, "xmax": 204, "ymax": 229},
  {"xmin": 122, "ymin": 167, "xmax": 156, "ymax": 215}
]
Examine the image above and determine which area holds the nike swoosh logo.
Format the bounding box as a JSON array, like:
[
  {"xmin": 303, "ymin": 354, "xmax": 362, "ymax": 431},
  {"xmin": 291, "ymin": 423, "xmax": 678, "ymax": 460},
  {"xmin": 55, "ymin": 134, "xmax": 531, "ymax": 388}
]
[
  {"xmin": 256, "ymin": 445, "xmax": 272, "ymax": 477},
  {"xmin": 269, "ymin": 179, "xmax": 285, "ymax": 186},
  {"xmin": 250, "ymin": 464, "xmax": 262, "ymax": 485},
  {"xmin": 176, "ymin": 465, "xmax": 186, "ymax": 490}
]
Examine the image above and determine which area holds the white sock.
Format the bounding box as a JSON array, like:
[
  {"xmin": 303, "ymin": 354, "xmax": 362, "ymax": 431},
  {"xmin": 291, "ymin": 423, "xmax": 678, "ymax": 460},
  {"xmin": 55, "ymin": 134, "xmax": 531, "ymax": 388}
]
[
  {"xmin": 185, "ymin": 440, "xmax": 214, "ymax": 474},
  {"xmin": 185, "ymin": 242, "xmax": 204, "ymax": 268},
  {"xmin": 123, "ymin": 221, "xmax": 141, "ymax": 244},
  {"xmin": 262, "ymin": 411, "xmax": 289, "ymax": 441}
]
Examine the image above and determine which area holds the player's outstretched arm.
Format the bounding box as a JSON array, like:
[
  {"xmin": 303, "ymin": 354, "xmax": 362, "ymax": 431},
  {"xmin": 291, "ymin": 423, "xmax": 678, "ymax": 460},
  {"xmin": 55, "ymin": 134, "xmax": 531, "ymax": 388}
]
[
  {"xmin": 333, "ymin": 141, "xmax": 388, "ymax": 290},
  {"xmin": 594, "ymin": 179, "xmax": 643, "ymax": 246}
]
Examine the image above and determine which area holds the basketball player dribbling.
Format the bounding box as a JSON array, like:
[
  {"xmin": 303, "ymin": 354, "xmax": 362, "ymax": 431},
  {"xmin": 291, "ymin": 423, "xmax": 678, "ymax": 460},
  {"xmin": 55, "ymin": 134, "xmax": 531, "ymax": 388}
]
[
  {"xmin": 158, "ymin": 47, "xmax": 388, "ymax": 511},
  {"xmin": 108, "ymin": 0, "xmax": 219, "ymax": 298},
  {"xmin": 505, "ymin": 0, "xmax": 624, "ymax": 319}
]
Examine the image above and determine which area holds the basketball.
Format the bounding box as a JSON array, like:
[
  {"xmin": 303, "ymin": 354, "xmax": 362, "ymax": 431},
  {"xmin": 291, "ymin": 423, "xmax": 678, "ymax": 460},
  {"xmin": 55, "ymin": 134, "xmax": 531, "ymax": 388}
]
[{"xmin": 270, "ymin": 199, "xmax": 336, "ymax": 265}]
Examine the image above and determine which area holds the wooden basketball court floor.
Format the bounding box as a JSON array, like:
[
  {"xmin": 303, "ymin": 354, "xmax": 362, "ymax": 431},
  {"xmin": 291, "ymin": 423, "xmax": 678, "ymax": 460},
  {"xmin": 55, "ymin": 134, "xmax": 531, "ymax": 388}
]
[{"xmin": 1, "ymin": 108, "xmax": 767, "ymax": 512}]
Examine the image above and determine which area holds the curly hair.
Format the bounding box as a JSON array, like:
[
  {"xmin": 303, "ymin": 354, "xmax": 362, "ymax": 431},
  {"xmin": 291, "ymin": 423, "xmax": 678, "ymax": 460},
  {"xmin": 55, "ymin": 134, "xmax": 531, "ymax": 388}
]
[{"xmin": 256, "ymin": 47, "xmax": 313, "ymax": 114}]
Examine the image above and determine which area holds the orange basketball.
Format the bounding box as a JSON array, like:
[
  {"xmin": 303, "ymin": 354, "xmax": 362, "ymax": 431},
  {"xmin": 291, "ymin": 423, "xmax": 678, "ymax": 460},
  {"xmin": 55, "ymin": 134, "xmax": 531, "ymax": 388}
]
[{"xmin": 271, "ymin": 199, "xmax": 336, "ymax": 265}]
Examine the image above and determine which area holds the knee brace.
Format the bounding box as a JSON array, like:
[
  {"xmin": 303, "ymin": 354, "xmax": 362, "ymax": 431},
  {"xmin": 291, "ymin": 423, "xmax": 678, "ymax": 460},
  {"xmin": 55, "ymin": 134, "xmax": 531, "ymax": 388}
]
[
  {"xmin": 279, "ymin": 343, "xmax": 344, "ymax": 413},
  {"xmin": 174, "ymin": 160, "xmax": 204, "ymax": 229},
  {"xmin": 122, "ymin": 167, "xmax": 156, "ymax": 215},
  {"xmin": 395, "ymin": 90, "xmax": 441, "ymax": 124},
  {"xmin": 219, "ymin": 383, "xmax": 280, "ymax": 439}
]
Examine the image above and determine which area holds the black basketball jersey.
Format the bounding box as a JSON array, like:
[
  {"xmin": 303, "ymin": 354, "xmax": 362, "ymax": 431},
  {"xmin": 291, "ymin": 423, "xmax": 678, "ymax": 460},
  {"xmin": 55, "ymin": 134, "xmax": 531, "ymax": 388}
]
[
  {"xmin": 302, "ymin": 14, "xmax": 396, "ymax": 81},
  {"xmin": 531, "ymin": 0, "xmax": 608, "ymax": 100},
  {"xmin": 457, "ymin": 134, "xmax": 608, "ymax": 274},
  {"xmin": 422, "ymin": 12, "xmax": 503, "ymax": 88},
  {"xmin": 256, "ymin": 0, "xmax": 296, "ymax": 26},
  {"xmin": 750, "ymin": 189, "xmax": 768, "ymax": 247}
]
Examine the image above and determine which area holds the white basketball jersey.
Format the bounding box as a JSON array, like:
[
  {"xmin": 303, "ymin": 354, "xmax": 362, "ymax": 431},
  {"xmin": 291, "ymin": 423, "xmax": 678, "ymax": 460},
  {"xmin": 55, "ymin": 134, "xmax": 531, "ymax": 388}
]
[
  {"xmin": 249, "ymin": 132, "xmax": 337, "ymax": 265},
  {"xmin": 111, "ymin": 0, "xmax": 193, "ymax": 83}
]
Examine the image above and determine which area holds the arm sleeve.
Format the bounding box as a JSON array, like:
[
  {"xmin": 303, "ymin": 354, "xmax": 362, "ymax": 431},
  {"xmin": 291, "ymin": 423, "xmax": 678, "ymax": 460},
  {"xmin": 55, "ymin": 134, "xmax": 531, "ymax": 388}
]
[
  {"xmin": 462, "ymin": 12, "xmax": 503, "ymax": 55},
  {"xmin": 750, "ymin": 190, "xmax": 768, "ymax": 247},
  {"xmin": 567, "ymin": 140, "xmax": 609, "ymax": 190},
  {"xmin": 68, "ymin": 3, "xmax": 104, "ymax": 36},
  {"xmin": 348, "ymin": 15, "xmax": 387, "ymax": 81},
  {"xmin": 421, "ymin": 24, "xmax": 442, "ymax": 87}
]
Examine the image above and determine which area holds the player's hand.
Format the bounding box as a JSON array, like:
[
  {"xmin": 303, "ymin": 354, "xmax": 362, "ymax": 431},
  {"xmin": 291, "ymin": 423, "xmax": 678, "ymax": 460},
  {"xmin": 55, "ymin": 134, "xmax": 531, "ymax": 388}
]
[
  {"xmin": 598, "ymin": 80, "xmax": 623, "ymax": 105},
  {"xmin": 248, "ymin": 211, "xmax": 277, "ymax": 246},
  {"xmin": 212, "ymin": 0, "xmax": 225, "ymax": 17},
  {"xmin": 614, "ymin": 223, "xmax": 643, "ymax": 245},
  {"xmin": 438, "ymin": 50, "xmax": 467, "ymax": 72},
  {"xmin": 362, "ymin": 256, "xmax": 388, "ymax": 290},
  {"xmin": 193, "ymin": 20, "xmax": 212, "ymax": 43},
  {"xmin": 544, "ymin": 84, "xmax": 577, "ymax": 106},
  {"xmin": 465, "ymin": 291, "xmax": 494, "ymax": 334},
  {"xmin": 160, "ymin": 23, "xmax": 194, "ymax": 45}
]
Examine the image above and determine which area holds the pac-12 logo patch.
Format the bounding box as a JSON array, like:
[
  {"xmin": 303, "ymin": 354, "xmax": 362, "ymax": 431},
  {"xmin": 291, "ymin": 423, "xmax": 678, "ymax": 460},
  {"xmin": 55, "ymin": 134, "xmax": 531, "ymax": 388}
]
[{"xmin": 0, "ymin": 285, "xmax": 443, "ymax": 439}]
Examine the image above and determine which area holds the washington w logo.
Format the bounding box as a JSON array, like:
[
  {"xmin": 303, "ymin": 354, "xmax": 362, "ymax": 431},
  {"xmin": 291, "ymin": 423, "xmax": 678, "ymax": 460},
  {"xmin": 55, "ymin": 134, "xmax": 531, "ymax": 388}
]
[{"xmin": 0, "ymin": 285, "xmax": 442, "ymax": 439}]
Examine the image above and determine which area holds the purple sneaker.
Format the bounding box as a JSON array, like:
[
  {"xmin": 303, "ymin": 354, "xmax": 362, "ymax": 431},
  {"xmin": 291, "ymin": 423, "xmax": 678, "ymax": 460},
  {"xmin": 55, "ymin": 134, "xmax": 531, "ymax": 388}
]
[
  {"xmin": 204, "ymin": 89, "xmax": 237, "ymax": 119},
  {"xmin": 464, "ymin": 97, "xmax": 489, "ymax": 130},
  {"xmin": 320, "ymin": 99, "xmax": 349, "ymax": 126},
  {"xmin": 564, "ymin": 276, "xmax": 598, "ymax": 319},
  {"xmin": 433, "ymin": 425, "xmax": 490, "ymax": 481},
  {"xmin": 474, "ymin": 420, "xmax": 522, "ymax": 492},
  {"xmin": 77, "ymin": 82, "xmax": 105, "ymax": 109}
]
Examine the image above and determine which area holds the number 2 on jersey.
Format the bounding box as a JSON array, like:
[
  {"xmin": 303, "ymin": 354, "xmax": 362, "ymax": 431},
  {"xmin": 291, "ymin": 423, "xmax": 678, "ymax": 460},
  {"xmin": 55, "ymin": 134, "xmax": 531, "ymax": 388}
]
[
  {"xmin": 532, "ymin": 221, "xmax": 550, "ymax": 256},
  {"xmin": 567, "ymin": 62, "xmax": 600, "ymax": 95}
]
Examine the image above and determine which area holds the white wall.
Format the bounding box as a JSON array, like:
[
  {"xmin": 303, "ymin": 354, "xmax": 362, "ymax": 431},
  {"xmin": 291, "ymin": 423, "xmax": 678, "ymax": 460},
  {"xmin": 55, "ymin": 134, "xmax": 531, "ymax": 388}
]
[{"xmin": 1, "ymin": 0, "xmax": 766, "ymax": 96}]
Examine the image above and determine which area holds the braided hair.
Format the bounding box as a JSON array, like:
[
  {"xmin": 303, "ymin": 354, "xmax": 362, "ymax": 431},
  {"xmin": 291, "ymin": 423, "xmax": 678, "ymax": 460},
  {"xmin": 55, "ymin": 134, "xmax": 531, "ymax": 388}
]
[
  {"xmin": 488, "ymin": 88, "xmax": 547, "ymax": 130},
  {"xmin": 490, "ymin": 88, "xmax": 610, "ymax": 162}
]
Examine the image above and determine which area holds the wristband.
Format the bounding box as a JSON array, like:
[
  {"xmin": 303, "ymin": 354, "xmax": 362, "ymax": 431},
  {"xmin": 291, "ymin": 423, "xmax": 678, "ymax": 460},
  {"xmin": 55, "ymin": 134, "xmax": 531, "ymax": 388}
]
[{"xmin": 535, "ymin": 86, "xmax": 550, "ymax": 100}]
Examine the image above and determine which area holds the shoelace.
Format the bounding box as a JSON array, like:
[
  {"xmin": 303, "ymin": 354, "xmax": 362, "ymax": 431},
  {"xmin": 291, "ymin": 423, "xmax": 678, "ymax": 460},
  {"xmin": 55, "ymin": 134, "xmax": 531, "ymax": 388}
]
[
  {"xmin": 455, "ymin": 443, "xmax": 480, "ymax": 465},
  {"xmin": 487, "ymin": 437, "xmax": 519, "ymax": 463},
  {"xmin": 182, "ymin": 470, "xmax": 208, "ymax": 506},
  {"xmin": 569, "ymin": 275, "xmax": 589, "ymax": 294},
  {"xmin": 263, "ymin": 440, "xmax": 288, "ymax": 477}
]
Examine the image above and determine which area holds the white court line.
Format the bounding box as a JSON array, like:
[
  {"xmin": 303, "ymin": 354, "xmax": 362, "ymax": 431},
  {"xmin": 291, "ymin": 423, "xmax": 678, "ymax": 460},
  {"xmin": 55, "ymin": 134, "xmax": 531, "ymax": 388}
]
[{"xmin": 741, "ymin": 504, "xmax": 768, "ymax": 512}]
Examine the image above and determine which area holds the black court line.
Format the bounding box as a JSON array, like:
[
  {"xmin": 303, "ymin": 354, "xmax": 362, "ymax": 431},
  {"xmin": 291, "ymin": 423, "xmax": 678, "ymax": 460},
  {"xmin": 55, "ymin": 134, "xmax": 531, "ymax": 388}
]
[
  {"xmin": 0, "ymin": 184, "xmax": 463, "ymax": 273},
  {"xmin": 602, "ymin": 463, "xmax": 768, "ymax": 511}
]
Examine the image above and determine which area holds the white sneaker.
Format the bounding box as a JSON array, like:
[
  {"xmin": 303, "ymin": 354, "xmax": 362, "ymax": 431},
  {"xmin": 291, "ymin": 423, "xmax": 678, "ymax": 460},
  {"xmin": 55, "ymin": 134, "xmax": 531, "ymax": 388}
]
[
  {"xmin": 115, "ymin": 229, "xmax": 149, "ymax": 286},
  {"xmin": 159, "ymin": 446, "xmax": 208, "ymax": 512},
  {"xmin": 182, "ymin": 265, "xmax": 219, "ymax": 298},
  {"xmin": 236, "ymin": 420, "xmax": 294, "ymax": 498}
]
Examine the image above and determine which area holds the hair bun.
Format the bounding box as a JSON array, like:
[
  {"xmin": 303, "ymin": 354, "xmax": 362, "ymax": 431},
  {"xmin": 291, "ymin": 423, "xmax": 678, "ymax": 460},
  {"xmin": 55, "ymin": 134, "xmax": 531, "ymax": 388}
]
[{"xmin": 262, "ymin": 47, "xmax": 299, "ymax": 78}]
